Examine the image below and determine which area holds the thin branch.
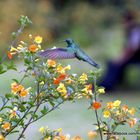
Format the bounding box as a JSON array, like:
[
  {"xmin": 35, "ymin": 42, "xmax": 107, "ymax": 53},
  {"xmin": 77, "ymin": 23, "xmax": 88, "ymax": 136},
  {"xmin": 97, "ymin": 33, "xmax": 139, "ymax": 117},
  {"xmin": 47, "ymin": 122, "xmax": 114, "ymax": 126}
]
[
  {"xmin": 17, "ymin": 103, "xmax": 41, "ymax": 140},
  {"xmin": 93, "ymin": 77, "xmax": 103, "ymax": 140},
  {"xmin": 16, "ymin": 81, "xmax": 41, "ymax": 140},
  {"xmin": 0, "ymin": 100, "xmax": 9, "ymax": 111},
  {"xmin": 29, "ymin": 101, "xmax": 64, "ymax": 125},
  {"xmin": 94, "ymin": 109, "xmax": 103, "ymax": 140},
  {"xmin": 1, "ymin": 25, "xmax": 25, "ymax": 64}
]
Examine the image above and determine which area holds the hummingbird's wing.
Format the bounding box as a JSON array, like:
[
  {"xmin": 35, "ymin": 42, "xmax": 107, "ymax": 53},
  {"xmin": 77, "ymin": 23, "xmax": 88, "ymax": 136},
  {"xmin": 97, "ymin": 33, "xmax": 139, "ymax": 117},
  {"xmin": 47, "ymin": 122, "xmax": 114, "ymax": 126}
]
[{"xmin": 39, "ymin": 48, "xmax": 75, "ymax": 59}]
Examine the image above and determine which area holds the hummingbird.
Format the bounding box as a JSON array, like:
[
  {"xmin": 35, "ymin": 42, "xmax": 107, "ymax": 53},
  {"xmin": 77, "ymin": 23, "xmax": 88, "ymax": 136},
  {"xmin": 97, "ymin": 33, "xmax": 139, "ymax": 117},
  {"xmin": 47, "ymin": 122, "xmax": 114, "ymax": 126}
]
[{"xmin": 39, "ymin": 38, "xmax": 100, "ymax": 69}]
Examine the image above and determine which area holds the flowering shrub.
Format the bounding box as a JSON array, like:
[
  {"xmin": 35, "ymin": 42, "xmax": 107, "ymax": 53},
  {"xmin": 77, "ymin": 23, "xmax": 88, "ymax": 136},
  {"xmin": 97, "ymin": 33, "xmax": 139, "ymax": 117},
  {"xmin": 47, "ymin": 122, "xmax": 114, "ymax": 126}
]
[{"xmin": 0, "ymin": 16, "xmax": 139, "ymax": 140}]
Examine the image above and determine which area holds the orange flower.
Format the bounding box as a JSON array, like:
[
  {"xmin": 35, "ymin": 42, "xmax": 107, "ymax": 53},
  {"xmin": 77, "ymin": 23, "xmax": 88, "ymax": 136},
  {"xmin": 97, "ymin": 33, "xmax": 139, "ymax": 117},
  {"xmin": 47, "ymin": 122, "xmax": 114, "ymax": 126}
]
[
  {"xmin": 86, "ymin": 84, "xmax": 92, "ymax": 90},
  {"xmin": 59, "ymin": 134, "xmax": 67, "ymax": 140},
  {"xmin": 11, "ymin": 82, "xmax": 24, "ymax": 94},
  {"xmin": 53, "ymin": 78, "xmax": 61, "ymax": 85},
  {"xmin": 106, "ymin": 102, "xmax": 114, "ymax": 109},
  {"xmin": 11, "ymin": 83, "xmax": 29, "ymax": 97},
  {"xmin": 58, "ymin": 74, "xmax": 67, "ymax": 80},
  {"xmin": 29, "ymin": 44, "xmax": 38, "ymax": 53},
  {"xmin": 88, "ymin": 131, "xmax": 97, "ymax": 139},
  {"xmin": 128, "ymin": 118, "xmax": 137, "ymax": 127},
  {"xmin": 2, "ymin": 122, "xmax": 11, "ymax": 131},
  {"xmin": 0, "ymin": 134, "xmax": 5, "ymax": 140},
  {"xmin": 19, "ymin": 90, "xmax": 28, "ymax": 97},
  {"xmin": 7, "ymin": 51, "xmax": 12, "ymax": 59},
  {"xmin": 72, "ymin": 136, "xmax": 82, "ymax": 140},
  {"xmin": 122, "ymin": 105, "xmax": 128, "ymax": 112},
  {"xmin": 53, "ymin": 74, "xmax": 67, "ymax": 85},
  {"xmin": 92, "ymin": 101, "xmax": 101, "ymax": 110},
  {"xmin": 47, "ymin": 59, "xmax": 56, "ymax": 67}
]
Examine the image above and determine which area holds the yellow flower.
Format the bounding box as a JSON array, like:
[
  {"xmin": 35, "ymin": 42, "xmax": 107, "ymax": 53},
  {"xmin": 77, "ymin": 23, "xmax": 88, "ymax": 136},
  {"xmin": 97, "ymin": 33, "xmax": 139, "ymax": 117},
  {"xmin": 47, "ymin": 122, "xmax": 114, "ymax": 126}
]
[
  {"xmin": 65, "ymin": 78, "xmax": 73, "ymax": 84},
  {"xmin": 79, "ymin": 73, "xmax": 88, "ymax": 84},
  {"xmin": 34, "ymin": 35, "xmax": 43, "ymax": 44},
  {"xmin": 0, "ymin": 134, "xmax": 5, "ymax": 140},
  {"xmin": 88, "ymin": 130, "xmax": 97, "ymax": 139},
  {"xmin": 128, "ymin": 108, "xmax": 136, "ymax": 116},
  {"xmin": 0, "ymin": 117, "xmax": 3, "ymax": 122},
  {"xmin": 116, "ymin": 110, "xmax": 121, "ymax": 115},
  {"xmin": 56, "ymin": 128, "xmax": 62, "ymax": 133},
  {"xmin": 17, "ymin": 45, "xmax": 24, "ymax": 51},
  {"xmin": 29, "ymin": 34, "xmax": 32, "ymax": 39},
  {"xmin": 97, "ymin": 87, "xmax": 105, "ymax": 94},
  {"xmin": 40, "ymin": 81, "xmax": 45, "ymax": 85},
  {"xmin": 57, "ymin": 65, "xmax": 65, "ymax": 73},
  {"xmin": 56, "ymin": 64, "xmax": 71, "ymax": 74},
  {"xmin": 103, "ymin": 110, "xmax": 111, "ymax": 118},
  {"xmin": 81, "ymin": 84, "xmax": 92, "ymax": 96},
  {"xmin": 53, "ymin": 136, "xmax": 60, "ymax": 140},
  {"xmin": 113, "ymin": 100, "xmax": 121, "ymax": 107},
  {"xmin": 10, "ymin": 46, "xmax": 19, "ymax": 53},
  {"xmin": 57, "ymin": 83, "xmax": 67, "ymax": 97},
  {"xmin": 44, "ymin": 137, "xmax": 51, "ymax": 140},
  {"xmin": 2, "ymin": 122, "xmax": 11, "ymax": 131},
  {"xmin": 64, "ymin": 65, "xmax": 71, "ymax": 71},
  {"xmin": 39, "ymin": 127, "xmax": 45, "ymax": 134},
  {"xmin": 20, "ymin": 41, "xmax": 26, "ymax": 45},
  {"xmin": 47, "ymin": 59, "xmax": 56, "ymax": 67}
]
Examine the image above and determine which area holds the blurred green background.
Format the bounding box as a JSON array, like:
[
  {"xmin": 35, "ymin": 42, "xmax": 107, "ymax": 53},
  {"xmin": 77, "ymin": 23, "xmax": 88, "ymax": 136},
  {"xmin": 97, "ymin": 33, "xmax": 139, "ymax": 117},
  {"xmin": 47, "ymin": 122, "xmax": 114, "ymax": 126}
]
[{"xmin": 0, "ymin": 0, "xmax": 140, "ymax": 139}]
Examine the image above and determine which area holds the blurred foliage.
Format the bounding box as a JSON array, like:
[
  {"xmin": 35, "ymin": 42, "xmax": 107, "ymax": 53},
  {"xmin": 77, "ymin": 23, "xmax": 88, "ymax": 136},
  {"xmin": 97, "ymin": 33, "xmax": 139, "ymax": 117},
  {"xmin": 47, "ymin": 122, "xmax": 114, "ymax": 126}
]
[
  {"xmin": 0, "ymin": 0, "xmax": 140, "ymax": 53},
  {"xmin": 0, "ymin": 0, "xmax": 140, "ymax": 87}
]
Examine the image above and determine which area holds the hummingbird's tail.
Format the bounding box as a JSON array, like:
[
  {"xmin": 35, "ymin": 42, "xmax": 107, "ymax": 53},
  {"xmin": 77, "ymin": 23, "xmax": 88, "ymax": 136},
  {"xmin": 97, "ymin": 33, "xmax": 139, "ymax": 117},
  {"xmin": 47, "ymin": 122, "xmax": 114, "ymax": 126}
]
[{"xmin": 86, "ymin": 57, "xmax": 100, "ymax": 69}]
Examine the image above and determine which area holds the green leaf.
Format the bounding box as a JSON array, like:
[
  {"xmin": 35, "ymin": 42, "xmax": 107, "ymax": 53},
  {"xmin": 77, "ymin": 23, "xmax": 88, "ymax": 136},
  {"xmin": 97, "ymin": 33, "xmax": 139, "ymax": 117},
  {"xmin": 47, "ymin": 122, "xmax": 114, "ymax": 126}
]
[
  {"xmin": 6, "ymin": 62, "xmax": 17, "ymax": 71},
  {"xmin": 122, "ymin": 137, "xmax": 126, "ymax": 140},
  {"xmin": 19, "ymin": 104, "xmax": 26, "ymax": 112},
  {"xmin": 3, "ymin": 106, "xmax": 13, "ymax": 110},
  {"xmin": 0, "ymin": 70, "xmax": 6, "ymax": 74},
  {"xmin": 19, "ymin": 119, "xmax": 25, "ymax": 127},
  {"xmin": 5, "ymin": 93, "xmax": 13, "ymax": 100},
  {"xmin": 24, "ymin": 58, "xmax": 31, "ymax": 65},
  {"xmin": 41, "ymin": 106, "xmax": 48, "ymax": 115},
  {"xmin": 11, "ymin": 32, "xmax": 17, "ymax": 39},
  {"xmin": 12, "ymin": 79, "xmax": 19, "ymax": 83},
  {"xmin": 0, "ymin": 64, "xmax": 3, "ymax": 71},
  {"xmin": 49, "ymin": 100, "xmax": 55, "ymax": 107},
  {"xmin": 10, "ymin": 130, "xmax": 20, "ymax": 134},
  {"xmin": 0, "ymin": 64, "xmax": 6, "ymax": 74},
  {"xmin": 27, "ymin": 101, "xmax": 34, "ymax": 107},
  {"xmin": 18, "ymin": 15, "xmax": 32, "ymax": 27},
  {"xmin": 32, "ymin": 114, "xmax": 38, "ymax": 120}
]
